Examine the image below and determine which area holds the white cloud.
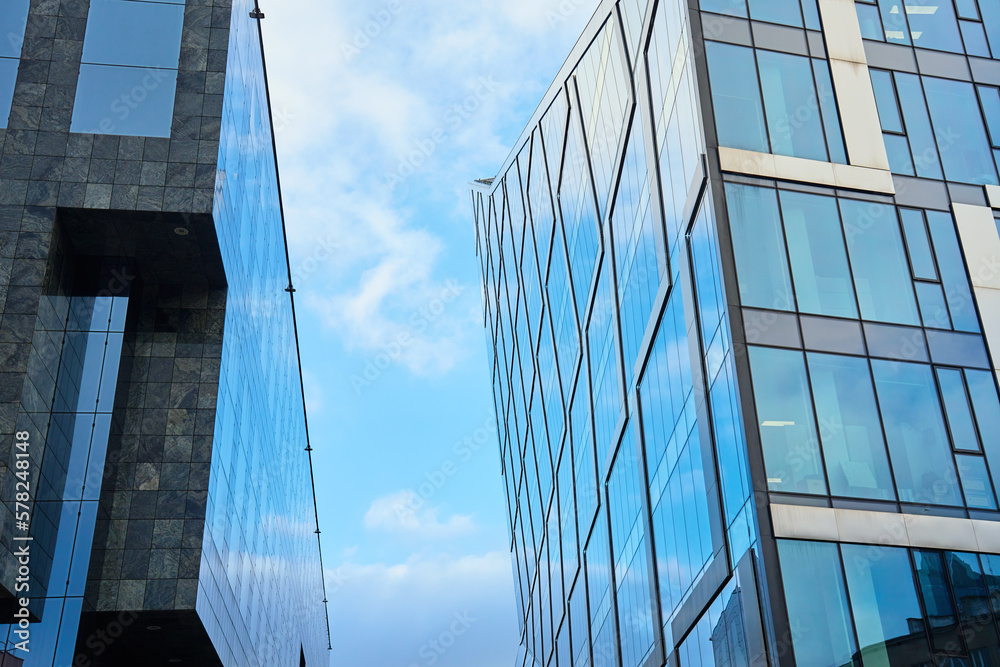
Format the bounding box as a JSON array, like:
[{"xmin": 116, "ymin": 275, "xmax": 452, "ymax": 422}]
[
  {"xmin": 327, "ymin": 552, "xmax": 517, "ymax": 667},
  {"xmin": 262, "ymin": 0, "xmax": 599, "ymax": 378},
  {"xmin": 364, "ymin": 490, "xmax": 477, "ymax": 539}
]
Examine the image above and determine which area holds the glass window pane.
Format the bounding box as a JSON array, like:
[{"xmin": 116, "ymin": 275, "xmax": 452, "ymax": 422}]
[
  {"xmin": 726, "ymin": 183, "xmax": 795, "ymax": 311},
  {"xmin": 884, "ymin": 133, "xmax": 915, "ymax": 175},
  {"xmin": 900, "ymin": 209, "xmax": 937, "ymax": 280},
  {"xmin": 965, "ymin": 370, "xmax": 1000, "ymax": 474},
  {"xmin": 946, "ymin": 552, "xmax": 1000, "ymax": 659},
  {"xmin": 961, "ymin": 20, "xmax": 992, "ymax": 57},
  {"xmin": 936, "ymin": 368, "xmax": 981, "ymax": 452},
  {"xmin": 907, "ymin": 0, "xmax": 964, "ymax": 52},
  {"xmin": 956, "ymin": 0, "xmax": 980, "ymax": 20},
  {"xmin": 777, "ymin": 540, "xmax": 857, "ymax": 667},
  {"xmin": 841, "ymin": 544, "xmax": 926, "ymax": 667},
  {"xmin": 748, "ymin": 0, "xmax": 803, "ymax": 26},
  {"xmin": 780, "ymin": 190, "xmax": 857, "ymax": 318},
  {"xmin": 923, "ymin": 76, "xmax": 998, "ymax": 186},
  {"xmin": 979, "ymin": 553, "xmax": 1000, "ymax": 616},
  {"xmin": 701, "ymin": 0, "xmax": 748, "ymax": 17},
  {"xmin": 706, "ymin": 42, "xmax": 769, "ymax": 153},
  {"xmin": 802, "ymin": 0, "xmax": 821, "ymax": 30},
  {"xmin": 70, "ymin": 64, "xmax": 178, "ymax": 138},
  {"xmin": 979, "ymin": 86, "xmax": 1000, "ymax": 148},
  {"xmin": 881, "ymin": 0, "xmax": 911, "ymax": 44},
  {"xmin": 807, "ymin": 352, "xmax": 895, "ymax": 500},
  {"xmin": 927, "ymin": 211, "xmax": 980, "ymax": 333},
  {"xmin": 871, "ymin": 70, "xmax": 903, "ymax": 133},
  {"xmin": 840, "ymin": 200, "xmax": 921, "ymax": 326},
  {"xmin": 858, "ymin": 3, "xmax": 886, "ymax": 40},
  {"xmin": 757, "ymin": 50, "xmax": 829, "ymax": 162},
  {"xmin": 749, "ymin": 346, "xmax": 826, "ymax": 495},
  {"xmin": 896, "ymin": 74, "xmax": 944, "ymax": 180},
  {"xmin": 984, "ymin": 0, "xmax": 1000, "ymax": 57},
  {"xmin": 83, "ymin": 0, "xmax": 185, "ymax": 69},
  {"xmin": 0, "ymin": 57, "xmax": 16, "ymax": 131},
  {"xmin": 916, "ymin": 281, "xmax": 952, "ymax": 329},
  {"xmin": 814, "ymin": 61, "xmax": 847, "ymax": 164},
  {"xmin": 914, "ymin": 550, "xmax": 962, "ymax": 654},
  {"xmin": 872, "ymin": 360, "xmax": 961, "ymax": 506},
  {"xmin": 0, "ymin": 0, "xmax": 29, "ymax": 59},
  {"xmin": 956, "ymin": 454, "xmax": 998, "ymax": 508}
]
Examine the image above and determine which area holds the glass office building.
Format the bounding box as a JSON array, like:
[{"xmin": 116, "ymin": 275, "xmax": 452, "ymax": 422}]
[
  {"xmin": 472, "ymin": 1, "xmax": 1000, "ymax": 666},
  {"xmin": 0, "ymin": 0, "xmax": 329, "ymax": 665}
]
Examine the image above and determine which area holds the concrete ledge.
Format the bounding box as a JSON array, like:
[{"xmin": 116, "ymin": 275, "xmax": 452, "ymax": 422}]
[
  {"xmin": 771, "ymin": 503, "xmax": 1000, "ymax": 554},
  {"xmin": 718, "ymin": 147, "xmax": 895, "ymax": 194}
]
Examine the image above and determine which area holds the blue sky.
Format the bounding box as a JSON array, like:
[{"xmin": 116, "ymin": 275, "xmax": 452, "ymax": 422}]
[{"xmin": 259, "ymin": 1, "xmax": 599, "ymax": 665}]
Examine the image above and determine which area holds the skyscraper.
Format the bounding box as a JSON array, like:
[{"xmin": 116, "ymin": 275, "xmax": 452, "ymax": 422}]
[
  {"xmin": 0, "ymin": 0, "xmax": 329, "ymax": 665},
  {"xmin": 472, "ymin": 1, "xmax": 1000, "ymax": 666}
]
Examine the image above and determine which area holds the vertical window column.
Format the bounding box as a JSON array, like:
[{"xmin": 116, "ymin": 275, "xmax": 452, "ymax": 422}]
[{"xmin": 70, "ymin": 0, "xmax": 186, "ymax": 137}]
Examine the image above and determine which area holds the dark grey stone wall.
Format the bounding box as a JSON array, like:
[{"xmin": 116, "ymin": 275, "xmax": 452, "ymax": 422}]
[{"xmin": 0, "ymin": 0, "xmax": 234, "ymax": 619}]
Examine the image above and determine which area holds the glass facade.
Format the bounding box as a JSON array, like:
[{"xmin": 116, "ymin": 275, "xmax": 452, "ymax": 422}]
[
  {"xmin": 0, "ymin": 0, "xmax": 329, "ymax": 664},
  {"xmin": 474, "ymin": 0, "xmax": 1000, "ymax": 666}
]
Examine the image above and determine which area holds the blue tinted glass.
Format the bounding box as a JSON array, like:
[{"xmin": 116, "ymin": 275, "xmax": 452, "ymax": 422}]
[
  {"xmin": 841, "ymin": 544, "xmax": 925, "ymax": 667},
  {"xmin": 936, "ymin": 368, "xmax": 980, "ymax": 452},
  {"xmin": 881, "ymin": 0, "xmax": 911, "ymax": 44},
  {"xmin": 777, "ymin": 540, "xmax": 857, "ymax": 667},
  {"xmin": 961, "ymin": 20, "xmax": 991, "ymax": 57},
  {"xmin": 956, "ymin": 0, "xmax": 980, "ymax": 20},
  {"xmin": 0, "ymin": 0, "xmax": 29, "ymax": 58},
  {"xmin": 895, "ymin": 74, "xmax": 944, "ymax": 179},
  {"xmin": 907, "ymin": 0, "xmax": 964, "ymax": 51},
  {"xmin": 82, "ymin": 0, "xmax": 185, "ymax": 68},
  {"xmin": 884, "ymin": 133, "xmax": 915, "ymax": 175},
  {"xmin": 926, "ymin": 211, "xmax": 980, "ymax": 332},
  {"xmin": 707, "ymin": 42, "xmax": 768, "ymax": 153},
  {"xmin": 923, "ymin": 76, "xmax": 998, "ymax": 185},
  {"xmin": 70, "ymin": 64, "xmax": 177, "ymax": 137},
  {"xmin": 748, "ymin": 0, "xmax": 803, "ymax": 27},
  {"xmin": 871, "ymin": 70, "xmax": 903, "ymax": 133},
  {"xmin": 726, "ymin": 183, "xmax": 795, "ymax": 310},
  {"xmin": 701, "ymin": 0, "xmax": 748, "ymax": 16},
  {"xmin": 914, "ymin": 550, "xmax": 962, "ymax": 653},
  {"xmin": 956, "ymin": 454, "xmax": 997, "ymax": 508},
  {"xmin": 979, "ymin": 85, "xmax": 1000, "ymax": 148},
  {"xmin": 965, "ymin": 370, "xmax": 1000, "ymax": 465},
  {"xmin": 872, "ymin": 360, "xmax": 961, "ymax": 506},
  {"xmin": 857, "ymin": 3, "xmax": 886, "ymax": 40},
  {"xmin": 980, "ymin": 554, "xmax": 1000, "ymax": 615},
  {"xmin": 802, "ymin": 0, "xmax": 821, "ymax": 30},
  {"xmin": 749, "ymin": 346, "xmax": 827, "ymax": 495},
  {"xmin": 916, "ymin": 281, "xmax": 952, "ymax": 329},
  {"xmin": 840, "ymin": 200, "xmax": 920, "ymax": 325},
  {"xmin": 807, "ymin": 353, "xmax": 895, "ymax": 500},
  {"xmin": 0, "ymin": 57, "xmax": 16, "ymax": 131},
  {"xmin": 813, "ymin": 61, "xmax": 847, "ymax": 164},
  {"xmin": 781, "ymin": 190, "xmax": 857, "ymax": 318},
  {"xmin": 900, "ymin": 209, "xmax": 937, "ymax": 280},
  {"xmin": 758, "ymin": 50, "xmax": 829, "ymax": 162},
  {"xmin": 985, "ymin": 0, "xmax": 1000, "ymax": 56}
]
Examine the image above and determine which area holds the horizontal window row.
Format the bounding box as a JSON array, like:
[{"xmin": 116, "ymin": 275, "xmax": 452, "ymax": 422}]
[
  {"xmin": 857, "ymin": 0, "xmax": 1000, "ymax": 60},
  {"xmin": 706, "ymin": 42, "xmax": 847, "ymax": 164},
  {"xmin": 728, "ymin": 183, "xmax": 979, "ymax": 332},
  {"xmin": 700, "ymin": 0, "xmax": 821, "ymax": 31},
  {"xmin": 871, "ymin": 69, "xmax": 1000, "ymax": 186},
  {"xmin": 779, "ymin": 539, "xmax": 1000, "ymax": 667},
  {"xmin": 749, "ymin": 344, "xmax": 1000, "ymax": 508}
]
